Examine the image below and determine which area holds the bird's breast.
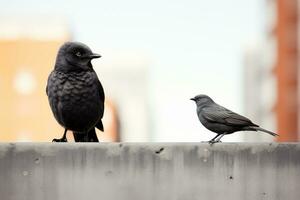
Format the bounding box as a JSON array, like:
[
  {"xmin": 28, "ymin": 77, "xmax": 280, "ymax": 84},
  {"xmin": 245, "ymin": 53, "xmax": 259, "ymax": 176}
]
[{"xmin": 47, "ymin": 71, "xmax": 103, "ymax": 131}]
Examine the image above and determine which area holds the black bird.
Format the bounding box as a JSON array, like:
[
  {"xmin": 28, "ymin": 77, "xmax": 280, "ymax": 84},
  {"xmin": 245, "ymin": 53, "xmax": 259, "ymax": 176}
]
[
  {"xmin": 46, "ymin": 42, "xmax": 105, "ymax": 142},
  {"xmin": 190, "ymin": 94, "xmax": 278, "ymax": 143}
]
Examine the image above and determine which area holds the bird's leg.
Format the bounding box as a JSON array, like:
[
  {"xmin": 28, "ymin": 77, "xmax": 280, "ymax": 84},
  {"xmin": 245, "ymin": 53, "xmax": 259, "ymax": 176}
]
[
  {"xmin": 214, "ymin": 133, "xmax": 226, "ymax": 143},
  {"xmin": 73, "ymin": 131, "xmax": 89, "ymax": 142},
  {"xmin": 208, "ymin": 134, "xmax": 221, "ymax": 144},
  {"xmin": 83, "ymin": 134, "xmax": 89, "ymax": 142},
  {"xmin": 52, "ymin": 129, "xmax": 68, "ymax": 142},
  {"xmin": 87, "ymin": 128, "xmax": 99, "ymax": 142}
]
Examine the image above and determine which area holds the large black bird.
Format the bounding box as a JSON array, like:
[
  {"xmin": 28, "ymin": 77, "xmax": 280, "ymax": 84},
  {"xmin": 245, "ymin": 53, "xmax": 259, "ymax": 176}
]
[
  {"xmin": 190, "ymin": 94, "xmax": 278, "ymax": 143},
  {"xmin": 46, "ymin": 42, "xmax": 105, "ymax": 142}
]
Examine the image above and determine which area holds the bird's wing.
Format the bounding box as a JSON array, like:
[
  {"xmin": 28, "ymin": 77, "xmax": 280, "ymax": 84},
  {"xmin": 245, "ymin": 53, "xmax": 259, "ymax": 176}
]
[
  {"xmin": 46, "ymin": 71, "xmax": 54, "ymax": 96},
  {"xmin": 95, "ymin": 79, "xmax": 105, "ymax": 131},
  {"xmin": 97, "ymin": 79, "xmax": 105, "ymax": 103},
  {"xmin": 93, "ymin": 72, "xmax": 105, "ymax": 120},
  {"xmin": 95, "ymin": 120, "xmax": 104, "ymax": 131},
  {"xmin": 92, "ymin": 71, "xmax": 105, "ymax": 102},
  {"xmin": 202, "ymin": 104, "xmax": 255, "ymax": 127}
]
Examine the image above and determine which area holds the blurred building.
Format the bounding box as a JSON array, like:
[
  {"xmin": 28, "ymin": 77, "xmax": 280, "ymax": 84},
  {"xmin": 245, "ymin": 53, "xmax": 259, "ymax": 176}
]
[
  {"xmin": 94, "ymin": 50, "xmax": 150, "ymax": 142},
  {"xmin": 0, "ymin": 18, "xmax": 69, "ymax": 141},
  {"xmin": 242, "ymin": 41, "xmax": 277, "ymax": 142},
  {"xmin": 243, "ymin": 0, "xmax": 300, "ymax": 142},
  {"xmin": 242, "ymin": 0, "xmax": 278, "ymax": 142},
  {"xmin": 274, "ymin": 0, "xmax": 298, "ymax": 141}
]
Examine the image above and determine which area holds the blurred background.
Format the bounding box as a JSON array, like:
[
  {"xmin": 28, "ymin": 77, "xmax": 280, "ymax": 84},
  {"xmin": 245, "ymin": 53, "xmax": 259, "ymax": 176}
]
[{"xmin": 0, "ymin": 0, "xmax": 298, "ymax": 142}]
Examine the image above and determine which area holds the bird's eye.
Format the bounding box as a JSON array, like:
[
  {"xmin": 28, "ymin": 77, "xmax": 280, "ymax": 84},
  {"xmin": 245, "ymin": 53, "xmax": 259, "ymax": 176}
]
[{"xmin": 75, "ymin": 52, "xmax": 82, "ymax": 57}]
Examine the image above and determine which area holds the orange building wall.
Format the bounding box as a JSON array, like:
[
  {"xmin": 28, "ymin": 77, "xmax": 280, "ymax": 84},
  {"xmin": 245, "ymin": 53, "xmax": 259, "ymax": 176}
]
[
  {"xmin": 275, "ymin": 0, "xmax": 298, "ymax": 141},
  {"xmin": 0, "ymin": 39, "xmax": 67, "ymax": 141}
]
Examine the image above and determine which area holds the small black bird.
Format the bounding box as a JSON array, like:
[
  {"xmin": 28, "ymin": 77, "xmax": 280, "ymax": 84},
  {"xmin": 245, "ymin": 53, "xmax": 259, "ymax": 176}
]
[
  {"xmin": 190, "ymin": 94, "xmax": 278, "ymax": 143},
  {"xmin": 46, "ymin": 42, "xmax": 105, "ymax": 142}
]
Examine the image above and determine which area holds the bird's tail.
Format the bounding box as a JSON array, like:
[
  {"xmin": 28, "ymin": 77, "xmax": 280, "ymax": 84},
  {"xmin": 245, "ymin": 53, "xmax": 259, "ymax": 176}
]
[
  {"xmin": 251, "ymin": 126, "xmax": 279, "ymax": 137},
  {"xmin": 73, "ymin": 128, "xmax": 99, "ymax": 142}
]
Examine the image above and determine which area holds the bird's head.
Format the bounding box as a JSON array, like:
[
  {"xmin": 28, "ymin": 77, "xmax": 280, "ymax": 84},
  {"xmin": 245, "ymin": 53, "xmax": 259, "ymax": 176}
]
[
  {"xmin": 55, "ymin": 42, "xmax": 101, "ymax": 72},
  {"xmin": 190, "ymin": 94, "xmax": 214, "ymax": 106}
]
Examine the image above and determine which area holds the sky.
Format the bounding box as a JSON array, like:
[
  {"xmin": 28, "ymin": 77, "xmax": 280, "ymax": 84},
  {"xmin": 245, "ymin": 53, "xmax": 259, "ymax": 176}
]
[{"xmin": 0, "ymin": 0, "xmax": 266, "ymax": 141}]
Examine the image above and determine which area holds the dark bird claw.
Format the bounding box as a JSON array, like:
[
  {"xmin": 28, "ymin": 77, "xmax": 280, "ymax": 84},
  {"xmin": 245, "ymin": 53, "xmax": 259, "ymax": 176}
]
[
  {"xmin": 208, "ymin": 140, "xmax": 222, "ymax": 145},
  {"xmin": 52, "ymin": 138, "xmax": 67, "ymax": 142}
]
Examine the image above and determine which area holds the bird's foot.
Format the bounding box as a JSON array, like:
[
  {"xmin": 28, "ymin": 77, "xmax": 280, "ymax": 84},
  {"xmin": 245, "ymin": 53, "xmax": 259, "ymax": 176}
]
[
  {"xmin": 52, "ymin": 137, "xmax": 67, "ymax": 142},
  {"xmin": 208, "ymin": 140, "xmax": 222, "ymax": 145}
]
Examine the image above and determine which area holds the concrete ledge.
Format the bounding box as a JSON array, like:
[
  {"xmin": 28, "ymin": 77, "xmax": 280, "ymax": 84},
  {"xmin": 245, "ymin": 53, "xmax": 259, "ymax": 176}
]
[{"xmin": 0, "ymin": 143, "xmax": 299, "ymax": 200}]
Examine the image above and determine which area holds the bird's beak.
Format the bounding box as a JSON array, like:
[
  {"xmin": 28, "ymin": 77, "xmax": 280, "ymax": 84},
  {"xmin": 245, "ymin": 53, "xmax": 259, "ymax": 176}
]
[
  {"xmin": 190, "ymin": 98, "xmax": 195, "ymax": 101},
  {"xmin": 88, "ymin": 53, "xmax": 101, "ymax": 59}
]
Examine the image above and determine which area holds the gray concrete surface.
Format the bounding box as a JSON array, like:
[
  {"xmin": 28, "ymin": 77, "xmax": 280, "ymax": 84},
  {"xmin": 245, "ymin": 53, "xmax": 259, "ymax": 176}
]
[{"xmin": 0, "ymin": 143, "xmax": 299, "ymax": 200}]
